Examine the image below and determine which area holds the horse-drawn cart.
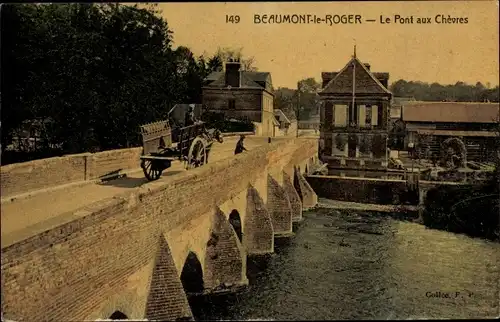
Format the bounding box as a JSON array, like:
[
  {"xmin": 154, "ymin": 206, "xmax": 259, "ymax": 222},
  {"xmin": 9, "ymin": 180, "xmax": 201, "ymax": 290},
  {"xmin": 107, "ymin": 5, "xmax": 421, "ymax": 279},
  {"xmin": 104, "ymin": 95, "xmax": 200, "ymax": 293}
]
[{"xmin": 139, "ymin": 120, "xmax": 223, "ymax": 181}]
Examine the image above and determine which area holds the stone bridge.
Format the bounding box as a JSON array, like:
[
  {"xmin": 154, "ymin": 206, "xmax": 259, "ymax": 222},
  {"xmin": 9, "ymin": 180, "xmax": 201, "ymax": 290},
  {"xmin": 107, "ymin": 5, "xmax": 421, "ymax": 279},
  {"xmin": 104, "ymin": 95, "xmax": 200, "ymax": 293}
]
[{"xmin": 1, "ymin": 136, "xmax": 318, "ymax": 321}]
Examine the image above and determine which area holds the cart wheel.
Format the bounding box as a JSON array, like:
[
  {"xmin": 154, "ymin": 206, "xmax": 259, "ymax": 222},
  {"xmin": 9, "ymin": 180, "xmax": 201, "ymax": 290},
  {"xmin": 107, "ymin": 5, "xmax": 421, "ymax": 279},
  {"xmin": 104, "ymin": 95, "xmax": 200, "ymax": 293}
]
[
  {"xmin": 187, "ymin": 138, "xmax": 207, "ymax": 169},
  {"xmin": 141, "ymin": 159, "xmax": 163, "ymax": 181}
]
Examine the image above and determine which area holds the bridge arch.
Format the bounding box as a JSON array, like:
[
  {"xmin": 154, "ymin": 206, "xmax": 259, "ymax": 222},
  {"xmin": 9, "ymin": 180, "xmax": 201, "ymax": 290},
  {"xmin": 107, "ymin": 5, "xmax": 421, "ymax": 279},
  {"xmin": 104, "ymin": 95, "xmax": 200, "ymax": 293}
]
[
  {"xmin": 180, "ymin": 251, "xmax": 204, "ymax": 294},
  {"xmin": 229, "ymin": 210, "xmax": 243, "ymax": 242},
  {"xmin": 109, "ymin": 311, "xmax": 128, "ymax": 320}
]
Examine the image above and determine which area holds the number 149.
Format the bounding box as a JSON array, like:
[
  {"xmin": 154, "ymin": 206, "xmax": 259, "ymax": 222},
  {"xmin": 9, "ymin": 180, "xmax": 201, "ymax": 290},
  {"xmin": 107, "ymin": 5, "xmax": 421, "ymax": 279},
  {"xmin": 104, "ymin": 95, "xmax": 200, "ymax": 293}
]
[{"xmin": 226, "ymin": 15, "xmax": 240, "ymax": 24}]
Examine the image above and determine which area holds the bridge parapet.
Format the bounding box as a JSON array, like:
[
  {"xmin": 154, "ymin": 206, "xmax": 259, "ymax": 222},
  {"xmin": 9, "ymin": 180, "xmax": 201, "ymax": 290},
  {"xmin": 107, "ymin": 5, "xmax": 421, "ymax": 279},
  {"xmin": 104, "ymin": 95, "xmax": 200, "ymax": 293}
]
[{"xmin": 1, "ymin": 147, "xmax": 143, "ymax": 199}]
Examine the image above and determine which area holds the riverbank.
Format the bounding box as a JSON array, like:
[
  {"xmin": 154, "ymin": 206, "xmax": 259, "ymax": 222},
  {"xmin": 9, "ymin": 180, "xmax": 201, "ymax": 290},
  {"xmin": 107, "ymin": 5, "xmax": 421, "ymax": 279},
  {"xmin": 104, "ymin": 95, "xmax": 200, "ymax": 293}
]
[{"xmin": 317, "ymin": 198, "xmax": 419, "ymax": 214}]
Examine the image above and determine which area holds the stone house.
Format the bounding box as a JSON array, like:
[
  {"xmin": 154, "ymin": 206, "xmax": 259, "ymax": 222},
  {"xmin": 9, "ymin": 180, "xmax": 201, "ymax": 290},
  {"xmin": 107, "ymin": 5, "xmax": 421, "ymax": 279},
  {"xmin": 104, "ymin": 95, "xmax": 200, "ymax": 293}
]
[
  {"xmin": 401, "ymin": 101, "xmax": 500, "ymax": 162},
  {"xmin": 318, "ymin": 48, "xmax": 392, "ymax": 170},
  {"xmin": 202, "ymin": 60, "xmax": 278, "ymax": 136},
  {"xmin": 274, "ymin": 109, "xmax": 298, "ymax": 136}
]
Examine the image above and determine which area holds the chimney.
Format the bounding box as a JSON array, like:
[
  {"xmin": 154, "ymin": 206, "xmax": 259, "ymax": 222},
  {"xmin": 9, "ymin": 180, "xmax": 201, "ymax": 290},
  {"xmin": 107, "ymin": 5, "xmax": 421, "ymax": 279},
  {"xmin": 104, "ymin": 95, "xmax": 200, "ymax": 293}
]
[
  {"xmin": 225, "ymin": 59, "xmax": 241, "ymax": 88},
  {"xmin": 363, "ymin": 63, "xmax": 371, "ymax": 71}
]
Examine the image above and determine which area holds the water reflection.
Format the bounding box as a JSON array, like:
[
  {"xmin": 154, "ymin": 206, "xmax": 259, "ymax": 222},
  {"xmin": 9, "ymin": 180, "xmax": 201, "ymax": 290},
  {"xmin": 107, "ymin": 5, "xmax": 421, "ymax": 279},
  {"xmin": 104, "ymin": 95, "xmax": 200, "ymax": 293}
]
[{"xmin": 190, "ymin": 209, "xmax": 499, "ymax": 320}]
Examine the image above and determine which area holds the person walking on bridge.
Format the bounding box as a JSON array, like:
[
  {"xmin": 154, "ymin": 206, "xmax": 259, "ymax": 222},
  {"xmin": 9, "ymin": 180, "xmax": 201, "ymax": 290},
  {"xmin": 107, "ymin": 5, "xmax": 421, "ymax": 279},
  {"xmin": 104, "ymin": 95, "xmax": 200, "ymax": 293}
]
[{"xmin": 234, "ymin": 134, "xmax": 247, "ymax": 155}]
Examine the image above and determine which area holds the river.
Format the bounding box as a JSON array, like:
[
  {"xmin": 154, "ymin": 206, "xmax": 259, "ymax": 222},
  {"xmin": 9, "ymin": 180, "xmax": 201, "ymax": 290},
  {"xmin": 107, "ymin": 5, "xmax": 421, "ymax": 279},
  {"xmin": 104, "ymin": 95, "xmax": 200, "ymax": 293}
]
[{"xmin": 189, "ymin": 208, "xmax": 499, "ymax": 320}]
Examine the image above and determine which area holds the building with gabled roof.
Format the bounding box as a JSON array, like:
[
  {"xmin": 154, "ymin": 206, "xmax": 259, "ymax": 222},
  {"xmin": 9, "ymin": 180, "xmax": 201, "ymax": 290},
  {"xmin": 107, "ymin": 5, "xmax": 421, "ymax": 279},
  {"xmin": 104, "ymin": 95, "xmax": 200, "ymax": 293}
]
[
  {"xmin": 401, "ymin": 101, "xmax": 499, "ymax": 162},
  {"xmin": 202, "ymin": 60, "xmax": 277, "ymax": 136},
  {"xmin": 318, "ymin": 47, "xmax": 392, "ymax": 171}
]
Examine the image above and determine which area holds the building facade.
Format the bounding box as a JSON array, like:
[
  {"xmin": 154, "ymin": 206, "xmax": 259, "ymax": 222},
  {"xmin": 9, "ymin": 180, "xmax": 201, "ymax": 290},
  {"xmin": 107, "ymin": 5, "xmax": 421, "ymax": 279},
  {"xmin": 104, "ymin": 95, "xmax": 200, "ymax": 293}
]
[
  {"xmin": 274, "ymin": 109, "xmax": 298, "ymax": 136},
  {"xmin": 402, "ymin": 102, "xmax": 500, "ymax": 164},
  {"xmin": 202, "ymin": 60, "xmax": 277, "ymax": 136},
  {"xmin": 318, "ymin": 49, "xmax": 392, "ymax": 170},
  {"xmin": 390, "ymin": 96, "xmax": 415, "ymax": 120}
]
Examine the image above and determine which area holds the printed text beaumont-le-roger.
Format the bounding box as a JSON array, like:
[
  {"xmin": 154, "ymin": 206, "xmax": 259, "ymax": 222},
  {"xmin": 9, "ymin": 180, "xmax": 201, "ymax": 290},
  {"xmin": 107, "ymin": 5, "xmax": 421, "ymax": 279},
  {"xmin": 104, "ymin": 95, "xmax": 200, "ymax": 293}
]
[{"xmin": 254, "ymin": 14, "xmax": 363, "ymax": 25}]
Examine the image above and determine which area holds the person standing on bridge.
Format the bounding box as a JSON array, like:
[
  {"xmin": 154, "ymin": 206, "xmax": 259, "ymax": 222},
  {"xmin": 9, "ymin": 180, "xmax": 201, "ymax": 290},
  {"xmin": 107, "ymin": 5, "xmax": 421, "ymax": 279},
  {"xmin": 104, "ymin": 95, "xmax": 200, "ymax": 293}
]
[{"xmin": 234, "ymin": 134, "xmax": 247, "ymax": 155}]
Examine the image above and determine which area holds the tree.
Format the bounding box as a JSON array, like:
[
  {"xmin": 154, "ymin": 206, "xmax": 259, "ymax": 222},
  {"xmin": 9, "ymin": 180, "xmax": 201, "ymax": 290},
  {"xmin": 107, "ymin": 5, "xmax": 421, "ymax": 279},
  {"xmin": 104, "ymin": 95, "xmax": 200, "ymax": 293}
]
[
  {"xmin": 274, "ymin": 87, "xmax": 296, "ymax": 115},
  {"xmin": 389, "ymin": 79, "xmax": 499, "ymax": 102},
  {"xmin": 273, "ymin": 77, "xmax": 321, "ymax": 121},
  {"xmin": 207, "ymin": 54, "xmax": 223, "ymax": 72},
  {"xmin": 174, "ymin": 46, "xmax": 211, "ymax": 103},
  {"xmin": 296, "ymin": 77, "xmax": 321, "ymax": 120},
  {"xmin": 1, "ymin": 3, "xmax": 193, "ymax": 160},
  {"xmin": 298, "ymin": 77, "xmax": 321, "ymax": 93},
  {"xmin": 209, "ymin": 47, "xmax": 257, "ymax": 71}
]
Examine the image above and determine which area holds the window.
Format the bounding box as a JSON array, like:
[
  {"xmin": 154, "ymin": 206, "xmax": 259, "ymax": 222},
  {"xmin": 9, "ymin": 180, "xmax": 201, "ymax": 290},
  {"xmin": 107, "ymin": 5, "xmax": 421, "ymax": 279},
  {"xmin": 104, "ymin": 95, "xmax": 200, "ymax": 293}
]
[
  {"xmin": 228, "ymin": 99, "xmax": 236, "ymax": 109},
  {"xmin": 324, "ymin": 102, "xmax": 333, "ymax": 127},
  {"xmin": 365, "ymin": 105, "xmax": 372, "ymax": 126}
]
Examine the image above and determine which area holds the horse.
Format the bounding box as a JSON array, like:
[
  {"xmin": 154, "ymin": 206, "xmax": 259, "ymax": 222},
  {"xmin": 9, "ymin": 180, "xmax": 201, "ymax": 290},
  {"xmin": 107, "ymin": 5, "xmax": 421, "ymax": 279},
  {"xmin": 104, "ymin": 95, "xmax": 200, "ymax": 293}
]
[{"xmin": 205, "ymin": 127, "xmax": 224, "ymax": 144}]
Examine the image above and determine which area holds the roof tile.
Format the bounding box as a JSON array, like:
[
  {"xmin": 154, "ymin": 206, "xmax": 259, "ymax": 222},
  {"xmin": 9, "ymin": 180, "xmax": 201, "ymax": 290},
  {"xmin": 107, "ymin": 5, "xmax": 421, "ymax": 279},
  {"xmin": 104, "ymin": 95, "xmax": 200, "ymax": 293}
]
[
  {"xmin": 320, "ymin": 57, "xmax": 391, "ymax": 95},
  {"xmin": 204, "ymin": 71, "xmax": 271, "ymax": 90},
  {"xmin": 402, "ymin": 102, "xmax": 500, "ymax": 123}
]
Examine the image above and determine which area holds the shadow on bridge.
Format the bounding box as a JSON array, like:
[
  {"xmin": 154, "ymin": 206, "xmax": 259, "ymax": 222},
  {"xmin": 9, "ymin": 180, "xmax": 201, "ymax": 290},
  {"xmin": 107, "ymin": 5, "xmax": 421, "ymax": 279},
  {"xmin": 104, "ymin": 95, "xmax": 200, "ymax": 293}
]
[{"xmin": 97, "ymin": 170, "xmax": 185, "ymax": 188}]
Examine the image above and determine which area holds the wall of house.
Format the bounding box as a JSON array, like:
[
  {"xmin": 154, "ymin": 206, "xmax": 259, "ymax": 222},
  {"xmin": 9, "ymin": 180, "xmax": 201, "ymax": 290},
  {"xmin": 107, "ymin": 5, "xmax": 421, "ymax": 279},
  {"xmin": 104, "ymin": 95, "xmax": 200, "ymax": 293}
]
[
  {"xmin": 323, "ymin": 132, "xmax": 388, "ymax": 160},
  {"xmin": 253, "ymin": 122, "xmax": 264, "ymax": 136},
  {"xmin": 322, "ymin": 104, "xmax": 382, "ymax": 129},
  {"xmin": 406, "ymin": 131, "xmax": 498, "ymax": 162},
  {"xmin": 260, "ymin": 91, "xmax": 275, "ymax": 137},
  {"xmin": 202, "ymin": 89, "xmax": 263, "ymax": 122},
  {"xmin": 390, "ymin": 106, "xmax": 402, "ymax": 119}
]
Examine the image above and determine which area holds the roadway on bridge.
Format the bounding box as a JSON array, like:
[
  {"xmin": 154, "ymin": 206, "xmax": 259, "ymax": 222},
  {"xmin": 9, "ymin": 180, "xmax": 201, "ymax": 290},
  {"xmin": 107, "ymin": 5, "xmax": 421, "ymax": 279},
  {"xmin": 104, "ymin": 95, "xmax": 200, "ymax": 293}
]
[{"xmin": 1, "ymin": 136, "xmax": 270, "ymax": 245}]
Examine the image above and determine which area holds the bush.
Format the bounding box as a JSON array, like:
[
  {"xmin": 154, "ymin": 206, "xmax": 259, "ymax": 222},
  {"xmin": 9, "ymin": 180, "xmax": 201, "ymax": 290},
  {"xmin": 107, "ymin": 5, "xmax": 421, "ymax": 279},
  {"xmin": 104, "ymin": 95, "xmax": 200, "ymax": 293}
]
[
  {"xmin": 334, "ymin": 134, "xmax": 347, "ymax": 151},
  {"xmin": 422, "ymin": 183, "xmax": 499, "ymax": 241}
]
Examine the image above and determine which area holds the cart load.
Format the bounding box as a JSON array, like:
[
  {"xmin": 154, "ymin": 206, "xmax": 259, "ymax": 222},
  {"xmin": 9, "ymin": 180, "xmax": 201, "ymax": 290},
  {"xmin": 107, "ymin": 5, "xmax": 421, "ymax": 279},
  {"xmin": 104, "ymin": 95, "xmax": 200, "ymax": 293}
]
[{"xmin": 139, "ymin": 119, "xmax": 223, "ymax": 181}]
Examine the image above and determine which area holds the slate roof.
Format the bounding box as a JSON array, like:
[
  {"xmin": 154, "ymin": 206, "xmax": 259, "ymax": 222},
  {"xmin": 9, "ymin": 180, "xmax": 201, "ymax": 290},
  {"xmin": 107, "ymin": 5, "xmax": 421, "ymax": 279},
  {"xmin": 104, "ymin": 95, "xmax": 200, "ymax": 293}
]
[
  {"xmin": 402, "ymin": 102, "xmax": 500, "ymax": 123},
  {"xmin": 320, "ymin": 57, "xmax": 391, "ymax": 95},
  {"xmin": 271, "ymin": 115, "xmax": 280, "ymax": 126},
  {"xmin": 204, "ymin": 71, "xmax": 273, "ymax": 91},
  {"xmin": 274, "ymin": 109, "xmax": 292, "ymax": 124}
]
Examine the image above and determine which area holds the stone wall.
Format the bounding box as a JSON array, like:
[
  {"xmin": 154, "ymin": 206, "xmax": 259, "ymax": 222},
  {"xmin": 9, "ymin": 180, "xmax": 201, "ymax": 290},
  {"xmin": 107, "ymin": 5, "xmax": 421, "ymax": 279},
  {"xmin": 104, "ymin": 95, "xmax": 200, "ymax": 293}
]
[
  {"xmin": 306, "ymin": 175, "xmax": 417, "ymax": 205},
  {"xmin": 0, "ymin": 147, "xmax": 143, "ymax": 198},
  {"xmin": 1, "ymin": 137, "xmax": 318, "ymax": 321}
]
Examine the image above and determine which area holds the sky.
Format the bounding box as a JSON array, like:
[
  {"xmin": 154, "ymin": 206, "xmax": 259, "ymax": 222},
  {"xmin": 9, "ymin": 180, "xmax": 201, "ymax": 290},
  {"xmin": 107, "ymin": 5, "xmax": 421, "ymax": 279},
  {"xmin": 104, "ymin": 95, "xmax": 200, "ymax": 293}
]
[{"xmin": 153, "ymin": 1, "xmax": 498, "ymax": 89}]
